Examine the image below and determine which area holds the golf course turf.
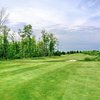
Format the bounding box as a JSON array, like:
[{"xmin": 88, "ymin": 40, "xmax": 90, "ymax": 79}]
[{"xmin": 0, "ymin": 54, "xmax": 100, "ymax": 100}]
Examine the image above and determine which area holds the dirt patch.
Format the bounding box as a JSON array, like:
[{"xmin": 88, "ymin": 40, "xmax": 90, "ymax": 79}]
[{"xmin": 69, "ymin": 60, "xmax": 77, "ymax": 62}]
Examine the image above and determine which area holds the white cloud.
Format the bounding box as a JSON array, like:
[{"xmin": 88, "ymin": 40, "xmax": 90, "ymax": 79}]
[{"xmin": 8, "ymin": 7, "xmax": 67, "ymax": 29}]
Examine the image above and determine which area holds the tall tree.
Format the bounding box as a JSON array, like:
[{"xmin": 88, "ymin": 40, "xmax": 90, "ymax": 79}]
[
  {"xmin": 0, "ymin": 35, "xmax": 3, "ymax": 58},
  {"xmin": 41, "ymin": 30, "xmax": 57, "ymax": 56},
  {"xmin": 23, "ymin": 24, "xmax": 33, "ymax": 57},
  {"xmin": 2, "ymin": 26, "xmax": 10, "ymax": 59},
  {"xmin": 49, "ymin": 33, "xmax": 57, "ymax": 56},
  {"xmin": 0, "ymin": 8, "xmax": 9, "ymax": 59},
  {"xmin": 41, "ymin": 30, "xmax": 49, "ymax": 56},
  {"xmin": 18, "ymin": 25, "xmax": 35, "ymax": 58}
]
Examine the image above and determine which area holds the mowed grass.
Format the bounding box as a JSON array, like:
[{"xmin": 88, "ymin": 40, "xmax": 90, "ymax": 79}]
[{"xmin": 0, "ymin": 54, "xmax": 100, "ymax": 100}]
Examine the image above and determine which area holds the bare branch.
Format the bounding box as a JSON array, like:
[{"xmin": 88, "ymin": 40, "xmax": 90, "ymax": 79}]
[{"xmin": 0, "ymin": 8, "xmax": 9, "ymax": 26}]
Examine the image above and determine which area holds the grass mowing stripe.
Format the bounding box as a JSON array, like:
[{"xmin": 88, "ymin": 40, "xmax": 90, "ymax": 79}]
[
  {"xmin": 0, "ymin": 62, "xmax": 69, "ymax": 100},
  {"xmin": 19, "ymin": 61, "xmax": 100, "ymax": 100},
  {"xmin": 0, "ymin": 63, "xmax": 22, "ymax": 69},
  {"xmin": 0, "ymin": 62, "xmax": 56, "ymax": 78},
  {"xmin": 0, "ymin": 63, "xmax": 46, "ymax": 78},
  {"xmin": 10, "ymin": 62, "xmax": 78, "ymax": 100},
  {"xmin": 0, "ymin": 60, "xmax": 43, "ymax": 69},
  {"xmin": 0, "ymin": 62, "xmax": 70, "ymax": 90},
  {"xmin": 0, "ymin": 62, "xmax": 45, "ymax": 73},
  {"xmin": 62, "ymin": 62, "xmax": 100, "ymax": 100}
]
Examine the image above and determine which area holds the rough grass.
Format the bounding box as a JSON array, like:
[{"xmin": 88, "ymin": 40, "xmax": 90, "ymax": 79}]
[{"xmin": 0, "ymin": 54, "xmax": 100, "ymax": 100}]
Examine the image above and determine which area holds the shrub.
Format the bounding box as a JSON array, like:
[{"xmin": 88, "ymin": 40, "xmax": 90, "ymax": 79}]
[
  {"xmin": 94, "ymin": 56, "xmax": 100, "ymax": 61},
  {"xmin": 14, "ymin": 54, "xmax": 21, "ymax": 59},
  {"xmin": 54, "ymin": 51, "xmax": 61, "ymax": 56},
  {"xmin": 61, "ymin": 51, "xmax": 66, "ymax": 55},
  {"xmin": 84, "ymin": 57, "xmax": 93, "ymax": 61}
]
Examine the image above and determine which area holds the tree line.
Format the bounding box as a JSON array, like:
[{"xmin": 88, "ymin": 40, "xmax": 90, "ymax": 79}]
[
  {"xmin": 0, "ymin": 25, "xmax": 58, "ymax": 59},
  {"xmin": 0, "ymin": 8, "xmax": 58, "ymax": 59}
]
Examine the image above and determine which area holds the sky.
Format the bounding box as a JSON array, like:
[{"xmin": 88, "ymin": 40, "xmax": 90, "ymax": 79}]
[{"xmin": 0, "ymin": 0, "xmax": 100, "ymax": 51}]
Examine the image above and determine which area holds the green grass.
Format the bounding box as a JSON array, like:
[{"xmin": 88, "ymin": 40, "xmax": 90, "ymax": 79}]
[{"xmin": 0, "ymin": 54, "xmax": 100, "ymax": 100}]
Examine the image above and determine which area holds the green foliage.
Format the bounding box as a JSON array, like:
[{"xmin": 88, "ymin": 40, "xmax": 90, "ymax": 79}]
[
  {"xmin": 84, "ymin": 57, "xmax": 93, "ymax": 61},
  {"xmin": 41, "ymin": 30, "xmax": 57, "ymax": 56},
  {"xmin": 67, "ymin": 50, "xmax": 81, "ymax": 54},
  {"xmin": 0, "ymin": 25, "xmax": 58, "ymax": 59},
  {"xmin": 61, "ymin": 51, "xmax": 66, "ymax": 55},
  {"xmin": 82, "ymin": 50, "xmax": 100, "ymax": 56},
  {"xmin": 94, "ymin": 56, "xmax": 100, "ymax": 61},
  {"xmin": 82, "ymin": 50, "xmax": 100, "ymax": 61},
  {"xmin": 54, "ymin": 51, "xmax": 61, "ymax": 56}
]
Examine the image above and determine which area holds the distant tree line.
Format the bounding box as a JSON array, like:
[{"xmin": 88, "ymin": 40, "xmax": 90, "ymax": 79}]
[
  {"xmin": 66, "ymin": 50, "xmax": 82, "ymax": 54},
  {"xmin": 82, "ymin": 50, "xmax": 100, "ymax": 56},
  {"xmin": 54, "ymin": 50, "xmax": 82, "ymax": 56}
]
